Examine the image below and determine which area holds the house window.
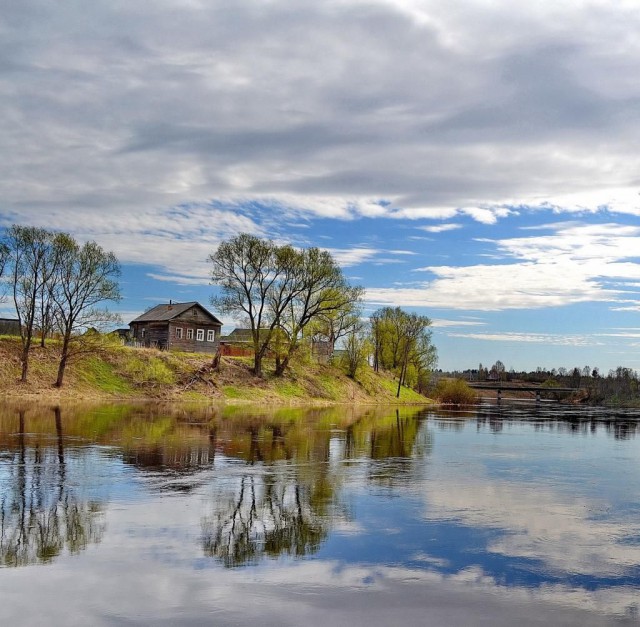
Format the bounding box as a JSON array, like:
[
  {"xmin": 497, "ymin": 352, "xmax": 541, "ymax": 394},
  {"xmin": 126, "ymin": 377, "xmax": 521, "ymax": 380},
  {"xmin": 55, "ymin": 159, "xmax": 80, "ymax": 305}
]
[
  {"xmin": 186, "ymin": 329, "xmax": 193, "ymax": 340},
  {"xmin": 207, "ymin": 330, "xmax": 215, "ymax": 342},
  {"xmin": 197, "ymin": 329, "xmax": 204, "ymax": 341},
  {"xmin": 141, "ymin": 328, "xmax": 146, "ymax": 338},
  {"xmin": 175, "ymin": 327, "xmax": 183, "ymax": 339}
]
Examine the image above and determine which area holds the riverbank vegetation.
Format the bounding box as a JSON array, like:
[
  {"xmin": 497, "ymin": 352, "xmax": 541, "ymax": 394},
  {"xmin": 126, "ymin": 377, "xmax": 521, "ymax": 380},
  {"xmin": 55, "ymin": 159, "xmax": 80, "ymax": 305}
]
[
  {"xmin": 0, "ymin": 335, "xmax": 431, "ymax": 404},
  {"xmin": 2, "ymin": 230, "xmax": 438, "ymax": 402}
]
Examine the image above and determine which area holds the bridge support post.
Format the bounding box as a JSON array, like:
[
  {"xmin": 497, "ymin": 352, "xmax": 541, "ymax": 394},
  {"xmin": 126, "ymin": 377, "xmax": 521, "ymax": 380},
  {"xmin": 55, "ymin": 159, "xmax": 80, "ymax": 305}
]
[
  {"xmin": 536, "ymin": 390, "xmax": 541, "ymax": 404},
  {"xmin": 497, "ymin": 389, "xmax": 502, "ymax": 404}
]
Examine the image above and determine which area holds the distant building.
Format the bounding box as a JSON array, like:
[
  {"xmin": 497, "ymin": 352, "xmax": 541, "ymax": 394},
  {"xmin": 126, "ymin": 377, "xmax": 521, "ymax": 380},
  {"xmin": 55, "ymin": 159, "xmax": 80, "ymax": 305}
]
[
  {"xmin": 111, "ymin": 328, "xmax": 131, "ymax": 343},
  {"xmin": 129, "ymin": 302, "xmax": 222, "ymax": 354},
  {"xmin": 219, "ymin": 328, "xmax": 256, "ymax": 357},
  {"xmin": 0, "ymin": 318, "xmax": 21, "ymax": 336}
]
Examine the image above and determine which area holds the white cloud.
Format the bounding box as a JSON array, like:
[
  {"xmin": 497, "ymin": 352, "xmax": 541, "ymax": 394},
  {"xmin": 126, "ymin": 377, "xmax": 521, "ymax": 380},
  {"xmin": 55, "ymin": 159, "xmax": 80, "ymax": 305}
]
[
  {"xmin": 423, "ymin": 468, "xmax": 640, "ymax": 578},
  {"xmin": 419, "ymin": 223, "xmax": 463, "ymax": 233},
  {"xmin": 323, "ymin": 247, "xmax": 379, "ymax": 267},
  {"xmin": 446, "ymin": 331, "xmax": 599, "ymax": 347},
  {"xmin": 366, "ymin": 222, "xmax": 640, "ymax": 311},
  {"xmin": 146, "ymin": 273, "xmax": 210, "ymax": 286},
  {"xmin": 430, "ymin": 318, "xmax": 486, "ymax": 328},
  {"xmin": 2, "ymin": 0, "xmax": 640, "ymax": 232},
  {"xmin": 460, "ymin": 206, "xmax": 513, "ymax": 225}
]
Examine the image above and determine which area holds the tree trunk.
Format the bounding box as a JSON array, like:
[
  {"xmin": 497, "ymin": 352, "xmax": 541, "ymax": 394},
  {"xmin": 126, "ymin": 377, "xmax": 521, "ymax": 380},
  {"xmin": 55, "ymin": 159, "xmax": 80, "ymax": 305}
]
[
  {"xmin": 253, "ymin": 350, "xmax": 262, "ymax": 377},
  {"xmin": 20, "ymin": 340, "xmax": 31, "ymax": 383},
  {"xmin": 274, "ymin": 353, "xmax": 290, "ymax": 377},
  {"xmin": 55, "ymin": 333, "xmax": 71, "ymax": 387},
  {"xmin": 396, "ymin": 350, "xmax": 409, "ymax": 398}
]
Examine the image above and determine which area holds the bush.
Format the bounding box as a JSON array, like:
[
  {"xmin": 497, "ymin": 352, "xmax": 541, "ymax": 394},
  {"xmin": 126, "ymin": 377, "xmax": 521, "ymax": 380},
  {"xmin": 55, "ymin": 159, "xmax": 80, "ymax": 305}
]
[{"xmin": 433, "ymin": 378, "xmax": 477, "ymax": 405}]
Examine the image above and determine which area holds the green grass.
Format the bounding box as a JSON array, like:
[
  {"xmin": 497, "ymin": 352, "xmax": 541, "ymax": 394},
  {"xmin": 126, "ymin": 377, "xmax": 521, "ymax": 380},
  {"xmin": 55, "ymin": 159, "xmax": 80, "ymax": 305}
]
[
  {"xmin": 316, "ymin": 373, "xmax": 343, "ymax": 400},
  {"xmin": 223, "ymin": 385, "xmax": 250, "ymax": 399},
  {"xmin": 78, "ymin": 357, "xmax": 133, "ymax": 394},
  {"xmin": 181, "ymin": 391, "xmax": 210, "ymax": 402},
  {"xmin": 123, "ymin": 355, "xmax": 176, "ymax": 386},
  {"xmin": 273, "ymin": 379, "xmax": 305, "ymax": 398}
]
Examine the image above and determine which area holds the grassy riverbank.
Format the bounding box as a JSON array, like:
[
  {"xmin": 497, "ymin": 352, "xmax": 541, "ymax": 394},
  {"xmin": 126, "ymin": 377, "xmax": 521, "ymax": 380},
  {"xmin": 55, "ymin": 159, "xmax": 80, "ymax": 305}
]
[{"xmin": 0, "ymin": 336, "xmax": 431, "ymax": 405}]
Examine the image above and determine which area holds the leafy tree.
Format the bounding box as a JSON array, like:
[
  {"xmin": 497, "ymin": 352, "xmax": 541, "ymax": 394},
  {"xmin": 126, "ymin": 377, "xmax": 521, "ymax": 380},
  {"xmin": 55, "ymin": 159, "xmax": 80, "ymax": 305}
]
[
  {"xmin": 309, "ymin": 299, "xmax": 362, "ymax": 363},
  {"xmin": 273, "ymin": 247, "xmax": 363, "ymax": 375},
  {"xmin": 370, "ymin": 310, "xmax": 384, "ymax": 372},
  {"xmin": 209, "ymin": 234, "xmax": 303, "ymax": 377},
  {"xmin": 407, "ymin": 330, "xmax": 438, "ymax": 393},
  {"xmin": 395, "ymin": 311, "xmax": 432, "ymax": 398},
  {"xmin": 51, "ymin": 235, "xmax": 121, "ymax": 387},
  {"xmin": 369, "ymin": 307, "xmax": 435, "ymax": 397},
  {"xmin": 342, "ymin": 323, "xmax": 370, "ymax": 379},
  {"xmin": 209, "ymin": 234, "xmax": 362, "ymax": 377}
]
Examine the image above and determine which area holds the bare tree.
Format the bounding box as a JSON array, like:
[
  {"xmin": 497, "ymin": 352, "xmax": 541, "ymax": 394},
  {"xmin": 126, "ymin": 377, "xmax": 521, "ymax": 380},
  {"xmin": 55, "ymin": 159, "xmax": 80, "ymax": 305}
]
[
  {"xmin": 0, "ymin": 240, "xmax": 8, "ymax": 280},
  {"xmin": 0, "ymin": 239, "xmax": 8, "ymax": 303},
  {"xmin": 6, "ymin": 226, "xmax": 61, "ymax": 382},
  {"xmin": 51, "ymin": 235, "xmax": 121, "ymax": 387}
]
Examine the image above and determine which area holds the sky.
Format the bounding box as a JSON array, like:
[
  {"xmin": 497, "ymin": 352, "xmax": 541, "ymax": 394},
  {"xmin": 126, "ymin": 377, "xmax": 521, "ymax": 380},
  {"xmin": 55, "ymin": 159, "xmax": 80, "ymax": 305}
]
[{"xmin": 2, "ymin": 0, "xmax": 640, "ymax": 373}]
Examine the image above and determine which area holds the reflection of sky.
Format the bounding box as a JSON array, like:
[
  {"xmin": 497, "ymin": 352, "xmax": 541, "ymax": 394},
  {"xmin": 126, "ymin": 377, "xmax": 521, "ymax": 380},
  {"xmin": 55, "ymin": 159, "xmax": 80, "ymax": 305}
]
[{"xmin": 2, "ymin": 416, "xmax": 640, "ymax": 623}]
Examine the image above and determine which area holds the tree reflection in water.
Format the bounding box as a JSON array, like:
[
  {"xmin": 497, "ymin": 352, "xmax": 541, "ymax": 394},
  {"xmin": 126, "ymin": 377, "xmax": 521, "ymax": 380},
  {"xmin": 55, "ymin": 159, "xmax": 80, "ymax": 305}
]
[
  {"xmin": 201, "ymin": 408, "xmax": 431, "ymax": 567},
  {"xmin": 201, "ymin": 419, "xmax": 335, "ymax": 568},
  {"xmin": 0, "ymin": 403, "xmax": 430, "ymax": 568},
  {"xmin": 0, "ymin": 408, "xmax": 105, "ymax": 567},
  {"xmin": 202, "ymin": 472, "xmax": 327, "ymax": 567}
]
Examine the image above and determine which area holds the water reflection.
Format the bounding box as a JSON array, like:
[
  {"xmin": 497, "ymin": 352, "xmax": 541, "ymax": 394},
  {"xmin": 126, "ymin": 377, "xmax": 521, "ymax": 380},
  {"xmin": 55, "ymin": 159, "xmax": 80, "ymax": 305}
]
[
  {"xmin": 200, "ymin": 407, "xmax": 430, "ymax": 566},
  {"xmin": 0, "ymin": 403, "xmax": 429, "ymax": 567},
  {"xmin": 475, "ymin": 402, "xmax": 640, "ymax": 439},
  {"xmin": 0, "ymin": 407, "xmax": 105, "ymax": 567},
  {"xmin": 1, "ymin": 401, "xmax": 640, "ymax": 623}
]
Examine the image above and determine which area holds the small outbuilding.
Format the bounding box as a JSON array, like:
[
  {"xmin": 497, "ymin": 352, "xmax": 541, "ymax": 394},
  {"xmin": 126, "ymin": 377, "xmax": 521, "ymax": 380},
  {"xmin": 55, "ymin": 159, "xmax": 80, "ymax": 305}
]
[
  {"xmin": 219, "ymin": 328, "xmax": 254, "ymax": 357},
  {"xmin": 0, "ymin": 318, "xmax": 21, "ymax": 336},
  {"xmin": 129, "ymin": 302, "xmax": 222, "ymax": 354}
]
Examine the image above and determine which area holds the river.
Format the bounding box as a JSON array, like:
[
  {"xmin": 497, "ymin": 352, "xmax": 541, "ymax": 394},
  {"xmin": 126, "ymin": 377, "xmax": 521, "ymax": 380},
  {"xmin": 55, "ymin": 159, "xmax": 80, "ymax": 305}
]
[{"xmin": 0, "ymin": 401, "xmax": 639, "ymax": 625}]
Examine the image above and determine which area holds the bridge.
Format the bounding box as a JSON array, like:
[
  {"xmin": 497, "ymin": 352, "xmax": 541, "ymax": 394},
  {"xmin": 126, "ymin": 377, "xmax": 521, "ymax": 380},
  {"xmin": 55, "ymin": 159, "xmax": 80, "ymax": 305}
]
[{"xmin": 468, "ymin": 383, "xmax": 581, "ymax": 403}]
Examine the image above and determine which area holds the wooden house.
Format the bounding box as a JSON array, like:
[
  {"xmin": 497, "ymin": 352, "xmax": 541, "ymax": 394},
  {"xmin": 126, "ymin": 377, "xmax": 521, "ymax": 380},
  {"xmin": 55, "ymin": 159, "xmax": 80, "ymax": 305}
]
[{"xmin": 129, "ymin": 302, "xmax": 222, "ymax": 354}]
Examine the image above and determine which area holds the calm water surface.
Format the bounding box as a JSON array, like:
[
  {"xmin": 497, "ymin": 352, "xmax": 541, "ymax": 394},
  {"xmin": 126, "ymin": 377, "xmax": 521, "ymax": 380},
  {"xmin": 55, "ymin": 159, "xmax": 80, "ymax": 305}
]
[{"xmin": 1, "ymin": 401, "xmax": 640, "ymax": 626}]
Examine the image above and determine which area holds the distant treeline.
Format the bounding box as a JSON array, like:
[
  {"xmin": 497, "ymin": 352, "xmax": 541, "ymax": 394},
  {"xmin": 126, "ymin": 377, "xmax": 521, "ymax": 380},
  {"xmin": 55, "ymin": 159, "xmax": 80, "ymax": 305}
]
[{"xmin": 450, "ymin": 361, "xmax": 640, "ymax": 405}]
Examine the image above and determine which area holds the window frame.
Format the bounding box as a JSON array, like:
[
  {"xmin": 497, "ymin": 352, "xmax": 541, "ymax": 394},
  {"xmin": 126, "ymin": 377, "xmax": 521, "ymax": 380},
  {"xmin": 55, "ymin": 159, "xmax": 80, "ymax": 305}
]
[
  {"xmin": 186, "ymin": 329, "xmax": 194, "ymax": 340},
  {"xmin": 175, "ymin": 327, "xmax": 183, "ymax": 339},
  {"xmin": 196, "ymin": 329, "xmax": 204, "ymax": 342},
  {"xmin": 207, "ymin": 329, "xmax": 215, "ymax": 342}
]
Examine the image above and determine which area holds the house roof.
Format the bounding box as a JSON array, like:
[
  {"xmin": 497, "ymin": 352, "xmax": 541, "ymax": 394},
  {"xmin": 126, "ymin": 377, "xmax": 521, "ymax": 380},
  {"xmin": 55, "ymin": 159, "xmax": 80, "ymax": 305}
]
[
  {"xmin": 130, "ymin": 302, "xmax": 222, "ymax": 325},
  {"xmin": 219, "ymin": 328, "xmax": 275, "ymax": 343}
]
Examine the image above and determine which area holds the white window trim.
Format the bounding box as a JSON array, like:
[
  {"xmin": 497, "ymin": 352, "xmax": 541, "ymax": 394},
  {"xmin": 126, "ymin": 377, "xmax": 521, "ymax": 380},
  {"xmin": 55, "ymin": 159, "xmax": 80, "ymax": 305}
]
[
  {"xmin": 196, "ymin": 329, "xmax": 204, "ymax": 341},
  {"xmin": 207, "ymin": 330, "xmax": 215, "ymax": 342},
  {"xmin": 186, "ymin": 329, "xmax": 194, "ymax": 340},
  {"xmin": 175, "ymin": 327, "xmax": 183, "ymax": 339}
]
